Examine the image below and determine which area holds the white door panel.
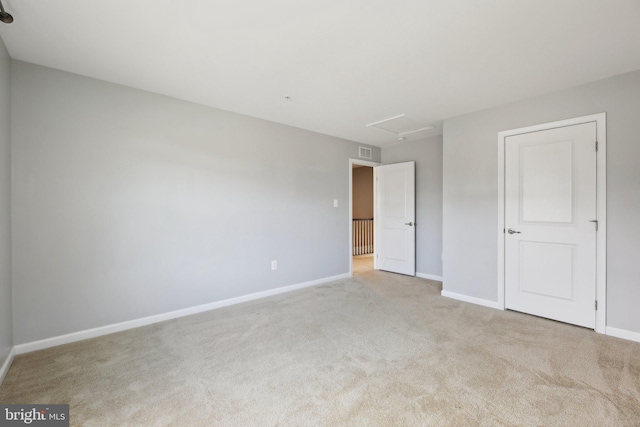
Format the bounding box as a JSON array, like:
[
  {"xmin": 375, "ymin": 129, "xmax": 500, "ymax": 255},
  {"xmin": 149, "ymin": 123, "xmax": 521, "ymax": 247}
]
[
  {"xmin": 521, "ymin": 140, "xmax": 574, "ymax": 223},
  {"xmin": 375, "ymin": 162, "xmax": 415, "ymax": 276},
  {"xmin": 505, "ymin": 123, "xmax": 596, "ymax": 328}
]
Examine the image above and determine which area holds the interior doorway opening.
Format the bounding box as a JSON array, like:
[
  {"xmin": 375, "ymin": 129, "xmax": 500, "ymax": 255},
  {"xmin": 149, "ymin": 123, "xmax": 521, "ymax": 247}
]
[{"xmin": 349, "ymin": 159, "xmax": 380, "ymax": 275}]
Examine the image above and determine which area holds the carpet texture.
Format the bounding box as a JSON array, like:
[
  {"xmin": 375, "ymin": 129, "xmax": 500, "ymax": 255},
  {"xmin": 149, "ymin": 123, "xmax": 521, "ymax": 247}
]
[{"xmin": 1, "ymin": 268, "xmax": 639, "ymax": 426}]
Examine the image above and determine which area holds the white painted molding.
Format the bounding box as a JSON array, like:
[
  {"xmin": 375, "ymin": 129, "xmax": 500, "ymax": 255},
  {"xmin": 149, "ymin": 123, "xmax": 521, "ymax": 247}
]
[
  {"xmin": 0, "ymin": 347, "xmax": 15, "ymax": 386},
  {"xmin": 416, "ymin": 272, "xmax": 443, "ymax": 282},
  {"xmin": 606, "ymin": 327, "xmax": 640, "ymax": 344},
  {"xmin": 497, "ymin": 113, "xmax": 607, "ymax": 333},
  {"xmin": 441, "ymin": 290, "xmax": 503, "ymax": 310},
  {"xmin": 14, "ymin": 273, "xmax": 350, "ymax": 355}
]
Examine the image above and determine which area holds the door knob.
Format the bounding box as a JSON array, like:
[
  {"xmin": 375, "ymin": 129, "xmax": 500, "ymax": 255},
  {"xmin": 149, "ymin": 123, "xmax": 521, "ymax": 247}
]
[
  {"xmin": 405, "ymin": 222, "xmax": 414, "ymax": 226},
  {"xmin": 507, "ymin": 228, "xmax": 521, "ymax": 234}
]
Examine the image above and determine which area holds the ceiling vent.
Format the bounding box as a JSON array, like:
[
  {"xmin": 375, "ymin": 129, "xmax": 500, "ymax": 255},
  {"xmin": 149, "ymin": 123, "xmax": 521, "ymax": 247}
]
[
  {"xmin": 359, "ymin": 146, "xmax": 372, "ymax": 159},
  {"xmin": 366, "ymin": 114, "xmax": 433, "ymax": 140}
]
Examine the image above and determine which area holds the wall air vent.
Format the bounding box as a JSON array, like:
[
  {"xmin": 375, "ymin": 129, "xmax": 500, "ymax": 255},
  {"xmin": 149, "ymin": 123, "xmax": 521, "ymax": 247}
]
[
  {"xmin": 359, "ymin": 146, "xmax": 372, "ymax": 159},
  {"xmin": 366, "ymin": 114, "xmax": 434, "ymax": 140}
]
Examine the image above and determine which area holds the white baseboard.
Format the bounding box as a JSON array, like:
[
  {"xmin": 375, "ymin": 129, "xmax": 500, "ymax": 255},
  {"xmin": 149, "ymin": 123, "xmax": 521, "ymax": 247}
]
[
  {"xmin": 441, "ymin": 290, "xmax": 503, "ymax": 310},
  {"xmin": 605, "ymin": 326, "xmax": 640, "ymax": 344},
  {"xmin": 416, "ymin": 272, "xmax": 443, "ymax": 282},
  {"xmin": 15, "ymin": 273, "xmax": 350, "ymax": 355},
  {"xmin": 0, "ymin": 347, "xmax": 15, "ymax": 386}
]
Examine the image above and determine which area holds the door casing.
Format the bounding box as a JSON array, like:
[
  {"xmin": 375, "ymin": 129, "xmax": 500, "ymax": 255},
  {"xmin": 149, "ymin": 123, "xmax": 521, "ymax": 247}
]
[{"xmin": 497, "ymin": 113, "xmax": 607, "ymax": 333}]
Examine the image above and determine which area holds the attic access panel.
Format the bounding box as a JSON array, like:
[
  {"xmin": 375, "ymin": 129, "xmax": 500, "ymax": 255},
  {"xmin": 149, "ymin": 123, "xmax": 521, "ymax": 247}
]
[{"xmin": 366, "ymin": 114, "xmax": 433, "ymax": 138}]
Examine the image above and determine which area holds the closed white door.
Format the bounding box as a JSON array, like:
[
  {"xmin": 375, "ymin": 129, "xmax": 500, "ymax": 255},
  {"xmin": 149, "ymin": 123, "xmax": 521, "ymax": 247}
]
[
  {"xmin": 375, "ymin": 162, "xmax": 415, "ymax": 276},
  {"xmin": 505, "ymin": 122, "xmax": 597, "ymax": 328}
]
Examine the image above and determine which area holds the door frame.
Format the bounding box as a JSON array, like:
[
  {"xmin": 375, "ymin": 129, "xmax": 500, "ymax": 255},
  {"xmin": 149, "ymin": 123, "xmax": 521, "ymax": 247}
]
[
  {"xmin": 349, "ymin": 158, "xmax": 381, "ymax": 275},
  {"xmin": 497, "ymin": 113, "xmax": 607, "ymax": 333}
]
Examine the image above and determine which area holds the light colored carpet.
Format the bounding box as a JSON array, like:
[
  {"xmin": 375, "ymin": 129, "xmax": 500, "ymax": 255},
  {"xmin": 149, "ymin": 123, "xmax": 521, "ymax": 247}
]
[{"xmin": 1, "ymin": 269, "xmax": 639, "ymax": 426}]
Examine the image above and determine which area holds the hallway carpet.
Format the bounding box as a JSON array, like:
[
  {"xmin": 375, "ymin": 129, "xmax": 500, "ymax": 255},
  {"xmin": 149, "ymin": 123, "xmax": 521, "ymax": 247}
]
[
  {"xmin": 1, "ymin": 269, "xmax": 639, "ymax": 426},
  {"xmin": 352, "ymin": 254, "xmax": 373, "ymax": 275}
]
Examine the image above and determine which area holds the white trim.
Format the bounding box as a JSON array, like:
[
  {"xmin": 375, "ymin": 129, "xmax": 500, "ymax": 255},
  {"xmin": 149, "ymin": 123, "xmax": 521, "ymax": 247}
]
[
  {"xmin": 349, "ymin": 158, "xmax": 380, "ymax": 275},
  {"xmin": 373, "ymin": 166, "xmax": 378, "ymax": 270},
  {"xmin": 0, "ymin": 347, "xmax": 15, "ymax": 386},
  {"xmin": 14, "ymin": 273, "xmax": 350, "ymax": 355},
  {"xmin": 497, "ymin": 131, "xmax": 506, "ymax": 310},
  {"xmin": 606, "ymin": 327, "xmax": 640, "ymax": 344},
  {"xmin": 497, "ymin": 113, "xmax": 607, "ymax": 333},
  {"xmin": 366, "ymin": 114, "xmax": 407, "ymax": 128},
  {"xmin": 595, "ymin": 116, "xmax": 607, "ymax": 334},
  {"xmin": 441, "ymin": 290, "xmax": 503, "ymax": 310},
  {"xmin": 398, "ymin": 126, "xmax": 435, "ymax": 137},
  {"xmin": 416, "ymin": 272, "xmax": 443, "ymax": 282}
]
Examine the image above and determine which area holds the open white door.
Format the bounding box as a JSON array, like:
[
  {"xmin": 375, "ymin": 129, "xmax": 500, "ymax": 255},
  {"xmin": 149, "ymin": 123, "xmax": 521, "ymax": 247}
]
[{"xmin": 375, "ymin": 161, "xmax": 415, "ymax": 276}]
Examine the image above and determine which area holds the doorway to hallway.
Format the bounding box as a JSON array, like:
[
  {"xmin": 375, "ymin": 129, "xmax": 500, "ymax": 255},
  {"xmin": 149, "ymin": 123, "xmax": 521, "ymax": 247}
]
[{"xmin": 349, "ymin": 158, "xmax": 379, "ymax": 275}]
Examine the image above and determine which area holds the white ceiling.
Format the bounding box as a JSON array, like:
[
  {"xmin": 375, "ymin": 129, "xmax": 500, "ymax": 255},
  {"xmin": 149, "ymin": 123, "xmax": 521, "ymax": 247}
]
[{"xmin": 1, "ymin": 1, "xmax": 639, "ymax": 147}]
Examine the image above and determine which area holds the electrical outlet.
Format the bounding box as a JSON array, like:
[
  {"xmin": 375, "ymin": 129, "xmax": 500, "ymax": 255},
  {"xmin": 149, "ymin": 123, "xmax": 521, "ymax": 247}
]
[
  {"xmin": 271, "ymin": 260, "xmax": 277, "ymax": 270},
  {"xmin": 334, "ymin": 199, "xmax": 338, "ymax": 208}
]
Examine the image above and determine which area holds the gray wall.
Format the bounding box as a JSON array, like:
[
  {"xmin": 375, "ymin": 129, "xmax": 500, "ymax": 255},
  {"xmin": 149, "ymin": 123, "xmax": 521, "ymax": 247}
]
[
  {"xmin": 352, "ymin": 167, "xmax": 373, "ymax": 219},
  {"xmin": 443, "ymin": 70, "xmax": 640, "ymax": 333},
  {"xmin": 0, "ymin": 37, "xmax": 12, "ymax": 366},
  {"xmin": 11, "ymin": 61, "xmax": 380, "ymax": 344},
  {"xmin": 382, "ymin": 135, "xmax": 443, "ymax": 278}
]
